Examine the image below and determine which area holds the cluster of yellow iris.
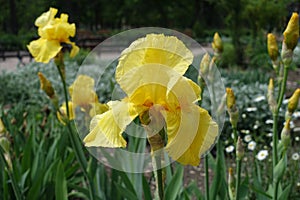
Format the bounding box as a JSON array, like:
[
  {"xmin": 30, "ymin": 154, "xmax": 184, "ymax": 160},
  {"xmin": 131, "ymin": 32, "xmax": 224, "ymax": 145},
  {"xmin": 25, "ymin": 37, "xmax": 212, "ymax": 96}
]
[{"xmin": 30, "ymin": 8, "xmax": 219, "ymax": 166}]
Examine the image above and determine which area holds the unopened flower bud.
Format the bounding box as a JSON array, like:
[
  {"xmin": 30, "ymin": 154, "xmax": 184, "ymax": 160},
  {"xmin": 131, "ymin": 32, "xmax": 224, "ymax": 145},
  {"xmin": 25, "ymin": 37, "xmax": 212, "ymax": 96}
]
[
  {"xmin": 226, "ymin": 88, "xmax": 236, "ymax": 111},
  {"xmin": 283, "ymin": 13, "xmax": 299, "ymax": 51},
  {"xmin": 288, "ymin": 88, "xmax": 300, "ymax": 114},
  {"xmin": 267, "ymin": 33, "xmax": 279, "ymax": 62},
  {"xmin": 226, "ymin": 88, "xmax": 239, "ymax": 128},
  {"xmin": 281, "ymin": 119, "xmax": 291, "ymax": 149},
  {"xmin": 212, "ymin": 32, "xmax": 223, "ymax": 53},
  {"xmin": 200, "ymin": 53, "xmax": 211, "ymax": 76},
  {"xmin": 38, "ymin": 72, "xmax": 55, "ymax": 99},
  {"xmin": 236, "ymin": 136, "xmax": 244, "ymax": 160},
  {"xmin": 267, "ymin": 78, "xmax": 277, "ymax": 113}
]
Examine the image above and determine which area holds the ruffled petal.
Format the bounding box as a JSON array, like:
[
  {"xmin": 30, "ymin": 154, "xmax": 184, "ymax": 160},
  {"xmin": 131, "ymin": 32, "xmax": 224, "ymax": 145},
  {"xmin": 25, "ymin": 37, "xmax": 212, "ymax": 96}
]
[
  {"xmin": 83, "ymin": 100, "xmax": 140, "ymax": 147},
  {"xmin": 116, "ymin": 34, "xmax": 193, "ymax": 84},
  {"xmin": 69, "ymin": 42, "xmax": 80, "ymax": 57},
  {"xmin": 27, "ymin": 38, "xmax": 61, "ymax": 63},
  {"xmin": 118, "ymin": 64, "xmax": 200, "ymax": 108},
  {"xmin": 35, "ymin": 7, "xmax": 57, "ymax": 28},
  {"xmin": 69, "ymin": 75, "xmax": 98, "ymax": 107},
  {"xmin": 165, "ymin": 105, "xmax": 218, "ymax": 166}
]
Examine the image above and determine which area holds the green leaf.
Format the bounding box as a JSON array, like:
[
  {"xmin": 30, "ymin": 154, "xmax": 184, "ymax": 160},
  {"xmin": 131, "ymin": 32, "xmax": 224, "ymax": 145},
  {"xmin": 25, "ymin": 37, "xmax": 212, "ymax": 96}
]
[
  {"xmin": 210, "ymin": 142, "xmax": 227, "ymax": 200},
  {"xmin": 55, "ymin": 160, "xmax": 68, "ymax": 200},
  {"xmin": 114, "ymin": 182, "xmax": 138, "ymax": 200},
  {"xmin": 142, "ymin": 175, "xmax": 152, "ymax": 200},
  {"xmin": 164, "ymin": 164, "xmax": 184, "ymax": 200},
  {"xmin": 238, "ymin": 177, "xmax": 249, "ymax": 199},
  {"xmin": 274, "ymin": 156, "xmax": 287, "ymax": 182},
  {"xmin": 278, "ymin": 184, "xmax": 291, "ymax": 200},
  {"xmin": 118, "ymin": 171, "xmax": 138, "ymax": 197}
]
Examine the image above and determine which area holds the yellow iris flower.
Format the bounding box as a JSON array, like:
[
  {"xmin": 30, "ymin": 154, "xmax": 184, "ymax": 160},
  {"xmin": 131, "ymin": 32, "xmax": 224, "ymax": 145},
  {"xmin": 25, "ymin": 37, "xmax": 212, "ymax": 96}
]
[
  {"xmin": 83, "ymin": 34, "xmax": 218, "ymax": 166},
  {"xmin": 69, "ymin": 75, "xmax": 108, "ymax": 117},
  {"xmin": 27, "ymin": 7, "xmax": 79, "ymax": 63}
]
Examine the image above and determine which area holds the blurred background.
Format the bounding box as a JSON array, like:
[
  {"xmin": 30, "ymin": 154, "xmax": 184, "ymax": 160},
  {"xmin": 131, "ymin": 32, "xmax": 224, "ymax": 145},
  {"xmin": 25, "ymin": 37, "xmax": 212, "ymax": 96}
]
[{"xmin": 0, "ymin": 0, "xmax": 299, "ymax": 68}]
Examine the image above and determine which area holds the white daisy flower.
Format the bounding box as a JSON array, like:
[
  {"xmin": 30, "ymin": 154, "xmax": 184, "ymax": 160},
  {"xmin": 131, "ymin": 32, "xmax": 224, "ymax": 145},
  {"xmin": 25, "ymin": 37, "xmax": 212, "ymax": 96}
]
[
  {"xmin": 295, "ymin": 136, "xmax": 300, "ymax": 141},
  {"xmin": 265, "ymin": 119, "xmax": 274, "ymax": 124},
  {"xmin": 244, "ymin": 135, "xmax": 252, "ymax": 143},
  {"xmin": 293, "ymin": 111, "xmax": 300, "ymax": 118},
  {"xmin": 292, "ymin": 153, "xmax": 299, "ymax": 160},
  {"xmin": 246, "ymin": 107, "xmax": 257, "ymax": 112},
  {"xmin": 242, "ymin": 113, "xmax": 247, "ymax": 118},
  {"xmin": 254, "ymin": 125, "xmax": 259, "ymax": 129},
  {"xmin": 267, "ymin": 132, "xmax": 273, "ymax": 137},
  {"xmin": 256, "ymin": 150, "xmax": 269, "ymax": 161},
  {"xmin": 270, "ymin": 142, "xmax": 273, "ymax": 147},
  {"xmin": 225, "ymin": 145, "xmax": 235, "ymax": 153},
  {"xmin": 248, "ymin": 141, "xmax": 256, "ymax": 151},
  {"xmin": 254, "ymin": 96, "xmax": 266, "ymax": 102}
]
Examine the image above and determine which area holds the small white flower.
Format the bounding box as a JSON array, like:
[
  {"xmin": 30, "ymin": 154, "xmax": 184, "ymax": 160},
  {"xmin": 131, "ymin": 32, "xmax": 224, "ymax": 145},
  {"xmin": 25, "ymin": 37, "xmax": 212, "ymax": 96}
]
[
  {"xmin": 265, "ymin": 119, "xmax": 274, "ymax": 124},
  {"xmin": 254, "ymin": 96, "xmax": 266, "ymax": 102},
  {"xmin": 282, "ymin": 99, "xmax": 289, "ymax": 105},
  {"xmin": 267, "ymin": 132, "xmax": 273, "ymax": 137},
  {"xmin": 295, "ymin": 136, "xmax": 300, "ymax": 141},
  {"xmin": 293, "ymin": 111, "xmax": 300, "ymax": 118},
  {"xmin": 254, "ymin": 125, "xmax": 259, "ymax": 129},
  {"xmin": 241, "ymin": 129, "xmax": 250, "ymax": 134},
  {"xmin": 246, "ymin": 107, "xmax": 257, "ymax": 112},
  {"xmin": 256, "ymin": 150, "xmax": 269, "ymax": 161},
  {"xmin": 225, "ymin": 145, "xmax": 235, "ymax": 153},
  {"xmin": 248, "ymin": 141, "xmax": 256, "ymax": 151},
  {"xmin": 244, "ymin": 135, "xmax": 252, "ymax": 143},
  {"xmin": 292, "ymin": 153, "xmax": 300, "ymax": 160},
  {"xmin": 270, "ymin": 142, "xmax": 273, "ymax": 147},
  {"xmin": 242, "ymin": 113, "xmax": 247, "ymax": 118}
]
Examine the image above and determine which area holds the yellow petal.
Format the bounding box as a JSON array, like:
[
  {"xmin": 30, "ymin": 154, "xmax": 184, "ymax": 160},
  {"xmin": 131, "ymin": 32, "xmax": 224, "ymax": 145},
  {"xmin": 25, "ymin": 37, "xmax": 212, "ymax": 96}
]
[
  {"xmin": 57, "ymin": 101, "xmax": 75, "ymax": 125},
  {"xmin": 116, "ymin": 34, "xmax": 193, "ymax": 83},
  {"xmin": 89, "ymin": 102, "xmax": 109, "ymax": 117},
  {"xmin": 69, "ymin": 75, "xmax": 98, "ymax": 107},
  {"xmin": 27, "ymin": 38, "xmax": 61, "ymax": 63},
  {"xmin": 83, "ymin": 100, "xmax": 139, "ymax": 147},
  {"xmin": 69, "ymin": 42, "xmax": 80, "ymax": 57},
  {"xmin": 35, "ymin": 7, "xmax": 57, "ymax": 28},
  {"xmin": 118, "ymin": 64, "xmax": 200, "ymax": 108},
  {"xmin": 165, "ymin": 105, "xmax": 218, "ymax": 166}
]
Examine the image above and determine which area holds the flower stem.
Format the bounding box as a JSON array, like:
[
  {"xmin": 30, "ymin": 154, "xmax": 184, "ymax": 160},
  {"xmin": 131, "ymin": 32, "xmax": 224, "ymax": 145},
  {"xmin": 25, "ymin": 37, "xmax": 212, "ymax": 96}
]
[
  {"xmin": 205, "ymin": 155, "xmax": 209, "ymax": 200},
  {"xmin": 148, "ymin": 131, "xmax": 165, "ymax": 200},
  {"xmin": 272, "ymin": 64, "xmax": 289, "ymax": 200},
  {"xmin": 55, "ymin": 63, "xmax": 95, "ymax": 200},
  {"xmin": 235, "ymin": 159, "xmax": 242, "ymax": 200}
]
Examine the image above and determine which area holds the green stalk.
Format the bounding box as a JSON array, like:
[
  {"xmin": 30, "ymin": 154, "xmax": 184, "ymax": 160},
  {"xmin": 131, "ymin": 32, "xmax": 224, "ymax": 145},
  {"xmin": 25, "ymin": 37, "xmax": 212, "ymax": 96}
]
[
  {"xmin": 272, "ymin": 64, "xmax": 289, "ymax": 200},
  {"xmin": 0, "ymin": 147, "xmax": 23, "ymax": 200},
  {"xmin": 235, "ymin": 159, "xmax": 241, "ymax": 200},
  {"xmin": 147, "ymin": 128, "xmax": 165, "ymax": 200},
  {"xmin": 55, "ymin": 63, "xmax": 95, "ymax": 200},
  {"xmin": 155, "ymin": 154, "xmax": 164, "ymax": 200},
  {"xmin": 272, "ymin": 113, "xmax": 278, "ymax": 169},
  {"xmin": 205, "ymin": 155, "xmax": 209, "ymax": 200}
]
